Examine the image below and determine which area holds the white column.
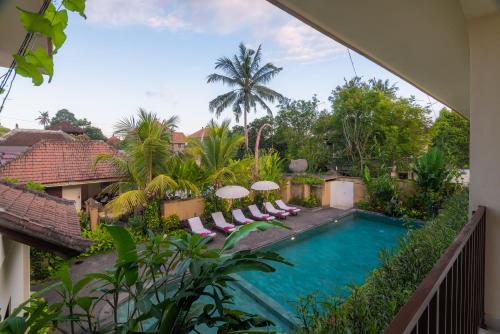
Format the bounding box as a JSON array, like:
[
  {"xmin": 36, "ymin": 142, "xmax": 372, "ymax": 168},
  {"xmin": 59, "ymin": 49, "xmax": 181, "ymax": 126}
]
[{"xmin": 469, "ymin": 13, "xmax": 500, "ymax": 330}]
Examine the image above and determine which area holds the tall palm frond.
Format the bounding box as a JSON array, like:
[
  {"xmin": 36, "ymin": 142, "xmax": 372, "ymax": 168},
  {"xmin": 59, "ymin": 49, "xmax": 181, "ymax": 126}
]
[
  {"xmin": 145, "ymin": 175, "xmax": 178, "ymax": 198},
  {"xmin": 207, "ymin": 43, "xmax": 284, "ymax": 149},
  {"xmin": 106, "ymin": 190, "xmax": 147, "ymax": 217}
]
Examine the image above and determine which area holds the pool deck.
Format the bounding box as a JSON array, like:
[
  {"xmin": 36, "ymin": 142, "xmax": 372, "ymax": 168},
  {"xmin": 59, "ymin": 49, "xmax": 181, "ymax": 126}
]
[
  {"xmin": 33, "ymin": 206, "xmax": 348, "ymax": 325},
  {"xmin": 211, "ymin": 206, "xmax": 349, "ymax": 251}
]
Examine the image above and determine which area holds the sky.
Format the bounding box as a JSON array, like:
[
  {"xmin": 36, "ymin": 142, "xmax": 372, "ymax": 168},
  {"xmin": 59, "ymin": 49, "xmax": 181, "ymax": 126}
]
[{"xmin": 0, "ymin": 0, "xmax": 445, "ymax": 137}]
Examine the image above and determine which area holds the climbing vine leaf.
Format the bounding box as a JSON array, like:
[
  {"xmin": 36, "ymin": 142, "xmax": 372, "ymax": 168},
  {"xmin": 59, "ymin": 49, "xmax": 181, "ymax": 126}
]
[{"xmin": 10, "ymin": 1, "xmax": 86, "ymax": 87}]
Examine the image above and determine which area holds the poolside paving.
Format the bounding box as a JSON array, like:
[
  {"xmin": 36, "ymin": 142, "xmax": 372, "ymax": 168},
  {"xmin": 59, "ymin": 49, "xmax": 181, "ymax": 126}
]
[{"xmin": 33, "ymin": 206, "xmax": 347, "ymax": 326}]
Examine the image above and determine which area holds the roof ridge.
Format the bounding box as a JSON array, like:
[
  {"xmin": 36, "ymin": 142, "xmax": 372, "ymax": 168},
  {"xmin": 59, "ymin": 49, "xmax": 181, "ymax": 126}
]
[{"xmin": 0, "ymin": 181, "xmax": 76, "ymax": 205}]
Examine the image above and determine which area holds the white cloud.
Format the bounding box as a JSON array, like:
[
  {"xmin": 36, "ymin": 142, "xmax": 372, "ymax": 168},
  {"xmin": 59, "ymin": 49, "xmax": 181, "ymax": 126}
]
[
  {"xmin": 86, "ymin": 0, "xmax": 275, "ymax": 33},
  {"xmin": 85, "ymin": 0, "xmax": 344, "ymax": 63},
  {"xmin": 272, "ymin": 21, "xmax": 345, "ymax": 63}
]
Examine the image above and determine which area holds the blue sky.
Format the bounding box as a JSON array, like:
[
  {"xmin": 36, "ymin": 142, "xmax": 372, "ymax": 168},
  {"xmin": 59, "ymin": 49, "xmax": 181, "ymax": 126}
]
[{"xmin": 1, "ymin": 0, "xmax": 444, "ymax": 136}]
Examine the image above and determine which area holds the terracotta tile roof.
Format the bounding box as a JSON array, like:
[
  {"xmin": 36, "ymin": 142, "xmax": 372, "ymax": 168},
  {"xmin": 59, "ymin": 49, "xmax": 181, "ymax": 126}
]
[
  {"xmin": 0, "ymin": 182, "xmax": 89, "ymax": 256},
  {"xmin": 107, "ymin": 135, "xmax": 121, "ymax": 146},
  {"xmin": 189, "ymin": 128, "xmax": 206, "ymax": 139},
  {"xmin": 0, "ymin": 140, "xmax": 124, "ymax": 185},
  {"xmin": 172, "ymin": 131, "xmax": 187, "ymax": 143},
  {"xmin": 47, "ymin": 121, "xmax": 84, "ymax": 134},
  {"xmin": 0, "ymin": 128, "xmax": 74, "ymax": 146},
  {"xmin": 0, "ymin": 146, "xmax": 29, "ymax": 165}
]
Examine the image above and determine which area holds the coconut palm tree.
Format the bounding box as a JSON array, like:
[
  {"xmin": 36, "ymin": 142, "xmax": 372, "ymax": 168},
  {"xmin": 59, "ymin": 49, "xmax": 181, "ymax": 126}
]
[
  {"xmin": 188, "ymin": 120, "xmax": 245, "ymax": 189},
  {"xmin": 36, "ymin": 111, "xmax": 50, "ymax": 128},
  {"xmin": 95, "ymin": 109, "xmax": 199, "ymax": 216},
  {"xmin": 207, "ymin": 43, "xmax": 284, "ymax": 150}
]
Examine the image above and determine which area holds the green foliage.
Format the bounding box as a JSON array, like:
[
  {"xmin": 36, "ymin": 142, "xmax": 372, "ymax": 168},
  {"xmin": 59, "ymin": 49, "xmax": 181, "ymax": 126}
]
[
  {"xmin": 329, "ymin": 78, "xmax": 430, "ymax": 175},
  {"xmin": 30, "ymin": 248, "xmax": 65, "ymax": 283},
  {"xmin": 289, "ymin": 195, "xmax": 321, "ymax": 208},
  {"xmin": 207, "ymin": 43, "xmax": 284, "ymax": 148},
  {"xmin": 161, "ymin": 214, "xmax": 181, "ymax": 232},
  {"xmin": 413, "ymin": 148, "xmax": 450, "ymax": 194},
  {"xmin": 258, "ymin": 150, "xmax": 284, "ymax": 184},
  {"xmin": 203, "ymin": 191, "xmax": 230, "ymax": 219},
  {"xmin": 431, "ymin": 108, "xmax": 469, "ymax": 168},
  {"xmin": 2, "ymin": 177, "xmax": 18, "ymax": 185},
  {"xmin": 362, "ymin": 166, "xmax": 400, "ymax": 216},
  {"xmin": 295, "ymin": 190, "xmax": 469, "ymax": 333},
  {"xmin": 188, "ymin": 119, "xmax": 246, "ymax": 188},
  {"xmin": 291, "ymin": 175, "xmax": 323, "ymax": 185},
  {"xmin": 25, "ymin": 180, "xmax": 45, "ymax": 192},
  {"xmin": 144, "ymin": 199, "xmax": 161, "ymax": 232},
  {"xmin": 1, "ymin": 222, "xmax": 291, "ymax": 333},
  {"xmin": 97, "ymin": 109, "xmax": 199, "ymax": 217},
  {"xmin": 0, "ymin": 125, "xmax": 9, "ymax": 136},
  {"xmin": 12, "ymin": 1, "xmax": 86, "ymax": 87}
]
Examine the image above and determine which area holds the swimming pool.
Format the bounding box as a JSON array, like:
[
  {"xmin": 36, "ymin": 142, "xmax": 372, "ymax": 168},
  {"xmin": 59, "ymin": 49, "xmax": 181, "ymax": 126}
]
[
  {"xmin": 234, "ymin": 211, "xmax": 412, "ymax": 330},
  {"xmin": 118, "ymin": 211, "xmax": 412, "ymax": 332}
]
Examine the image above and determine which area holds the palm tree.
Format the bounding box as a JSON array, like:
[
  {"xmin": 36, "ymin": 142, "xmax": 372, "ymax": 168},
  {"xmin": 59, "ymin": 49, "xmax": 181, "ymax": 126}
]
[
  {"xmin": 188, "ymin": 120, "xmax": 245, "ymax": 189},
  {"xmin": 36, "ymin": 111, "xmax": 50, "ymax": 128},
  {"xmin": 207, "ymin": 43, "xmax": 284, "ymax": 150},
  {"xmin": 95, "ymin": 109, "xmax": 199, "ymax": 216}
]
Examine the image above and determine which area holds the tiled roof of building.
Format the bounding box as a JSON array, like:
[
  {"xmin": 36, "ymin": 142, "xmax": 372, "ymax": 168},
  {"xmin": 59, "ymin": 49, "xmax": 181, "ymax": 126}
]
[
  {"xmin": 0, "ymin": 146, "xmax": 29, "ymax": 165},
  {"xmin": 172, "ymin": 131, "xmax": 187, "ymax": 143},
  {"xmin": 189, "ymin": 128, "xmax": 206, "ymax": 139},
  {"xmin": 0, "ymin": 128, "xmax": 74, "ymax": 146},
  {"xmin": 106, "ymin": 135, "xmax": 121, "ymax": 146},
  {"xmin": 0, "ymin": 182, "xmax": 89, "ymax": 256},
  {"xmin": 0, "ymin": 140, "xmax": 124, "ymax": 185},
  {"xmin": 47, "ymin": 121, "xmax": 84, "ymax": 134}
]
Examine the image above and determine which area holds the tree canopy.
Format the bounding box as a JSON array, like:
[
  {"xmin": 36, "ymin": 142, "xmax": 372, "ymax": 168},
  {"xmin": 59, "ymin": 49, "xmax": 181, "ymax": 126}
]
[
  {"xmin": 50, "ymin": 109, "xmax": 106, "ymax": 140},
  {"xmin": 430, "ymin": 108, "xmax": 469, "ymax": 168}
]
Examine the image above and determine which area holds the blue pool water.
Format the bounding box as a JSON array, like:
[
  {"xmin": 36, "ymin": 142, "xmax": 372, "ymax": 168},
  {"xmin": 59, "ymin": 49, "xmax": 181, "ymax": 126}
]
[{"xmin": 238, "ymin": 212, "xmax": 410, "ymax": 315}]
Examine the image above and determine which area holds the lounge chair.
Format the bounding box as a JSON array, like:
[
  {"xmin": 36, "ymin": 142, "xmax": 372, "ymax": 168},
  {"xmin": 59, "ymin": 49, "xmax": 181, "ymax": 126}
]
[
  {"xmin": 187, "ymin": 217, "xmax": 216, "ymax": 238},
  {"xmin": 232, "ymin": 209, "xmax": 255, "ymax": 225},
  {"xmin": 276, "ymin": 199, "xmax": 301, "ymax": 215},
  {"xmin": 248, "ymin": 204, "xmax": 275, "ymax": 221},
  {"xmin": 264, "ymin": 202, "xmax": 290, "ymax": 219},
  {"xmin": 211, "ymin": 212, "xmax": 236, "ymax": 234}
]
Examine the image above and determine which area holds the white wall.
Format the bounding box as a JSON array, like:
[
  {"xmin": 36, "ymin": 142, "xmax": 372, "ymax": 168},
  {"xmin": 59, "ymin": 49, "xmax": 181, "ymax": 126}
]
[
  {"xmin": 62, "ymin": 185, "xmax": 82, "ymax": 211},
  {"xmin": 469, "ymin": 12, "xmax": 500, "ymax": 330},
  {"xmin": 0, "ymin": 234, "xmax": 30, "ymax": 319}
]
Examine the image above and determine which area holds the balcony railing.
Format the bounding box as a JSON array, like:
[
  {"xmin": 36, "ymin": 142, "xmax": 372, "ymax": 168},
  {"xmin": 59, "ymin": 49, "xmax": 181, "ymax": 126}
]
[{"xmin": 385, "ymin": 206, "xmax": 486, "ymax": 334}]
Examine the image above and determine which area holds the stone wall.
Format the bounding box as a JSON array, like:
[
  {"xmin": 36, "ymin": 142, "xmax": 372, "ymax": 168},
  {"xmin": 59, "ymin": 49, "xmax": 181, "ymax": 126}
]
[{"xmin": 162, "ymin": 197, "xmax": 205, "ymax": 220}]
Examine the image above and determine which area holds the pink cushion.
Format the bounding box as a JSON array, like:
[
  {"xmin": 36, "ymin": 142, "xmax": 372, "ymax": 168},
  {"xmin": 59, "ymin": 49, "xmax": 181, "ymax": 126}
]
[
  {"xmin": 223, "ymin": 226, "xmax": 233, "ymax": 231},
  {"xmin": 200, "ymin": 232, "xmax": 212, "ymax": 237}
]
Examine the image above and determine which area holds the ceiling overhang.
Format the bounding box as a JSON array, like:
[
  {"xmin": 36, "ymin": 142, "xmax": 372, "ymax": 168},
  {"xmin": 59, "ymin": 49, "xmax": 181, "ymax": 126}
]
[
  {"xmin": 0, "ymin": 0, "xmax": 49, "ymax": 68},
  {"xmin": 267, "ymin": 0, "xmax": 472, "ymax": 117}
]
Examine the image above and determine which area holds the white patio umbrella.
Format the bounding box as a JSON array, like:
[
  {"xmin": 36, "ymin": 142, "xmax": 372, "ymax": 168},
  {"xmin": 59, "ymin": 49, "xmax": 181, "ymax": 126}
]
[
  {"xmin": 215, "ymin": 185, "xmax": 249, "ymax": 222},
  {"xmin": 251, "ymin": 180, "xmax": 280, "ymax": 191},
  {"xmin": 215, "ymin": 185, "xmax": 250, "ymax": 199}
]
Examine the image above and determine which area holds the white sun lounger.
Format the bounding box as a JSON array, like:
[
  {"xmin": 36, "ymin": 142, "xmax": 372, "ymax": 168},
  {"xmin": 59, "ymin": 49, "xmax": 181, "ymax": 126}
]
[
  {"xmin": 187, "ymin": 217, "xmax": 216, "ymax": 238},
  {"xmin": 264, "ymin": 202, "xmax": 290, "ymax": 219},
  {"xmin": 211, "ymin": 212, "xmax": 236, "ymax": 234},
  {"xmin": 248, "ymin": 204, "xmax": 275, "ymax": 221},
  {"xmin": 276, "ymin": 199, "xmax": 301, "ymax": 215},
  {"xmin": 232, "ymin": 209, "xmax": 255, "ymax": 225}
]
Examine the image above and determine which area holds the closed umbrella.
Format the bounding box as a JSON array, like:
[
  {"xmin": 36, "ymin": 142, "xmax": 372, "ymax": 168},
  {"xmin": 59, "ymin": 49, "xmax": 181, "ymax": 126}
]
[{"xmin": 251, "ymin": 181, "xmax": 280, "ymax": 191}]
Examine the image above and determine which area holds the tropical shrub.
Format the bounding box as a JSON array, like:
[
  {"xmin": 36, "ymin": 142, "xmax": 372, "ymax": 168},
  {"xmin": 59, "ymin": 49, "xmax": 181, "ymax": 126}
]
[
  {"xmin": 80, "ymin": 225, "xmax": 145, "ymax": 257},
  {"xmin": 295, "ymin": 190, "xmax": 469, "ymax": 333},
  {"xmin": 412, "ymin": 148, "xmax": 453, "ymax": 218},
  {"xmin": 362, "ymin": 166, "xmax": 400, "ymax": 216},
  {"xmin": 291, "ymin": 175, "xmax": 323, "ymax": 185},
  {"xmin": 203, "ymin": 191, "xmax": 230, "ymax": 219},
  {"xmin": 1, "ymin": 222, "xmax": 291, "ymax": 333},
  {"xmin": 258, "ymin": 150, "xmax": 285, "ymax": 184},
  {"xmin": 144, "ymin": 200, "xmax": 162, "ymax": 232},
  {"xmin": 289, "ymin": 195, "xmax": 321, "ymax": 208},
  {"xmin": 30, "ymin": 248, "xmax": 65, "ymax": 283},
  {"xmin": 161, "ymin": 214, "xmax": 181, "ymax": 232}
]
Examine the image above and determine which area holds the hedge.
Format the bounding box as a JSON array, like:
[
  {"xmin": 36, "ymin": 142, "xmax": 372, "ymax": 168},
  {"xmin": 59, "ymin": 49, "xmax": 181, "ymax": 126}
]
[{"xmin": 296, "ymin": 190, "xmax": 469, "ymax": 333}]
